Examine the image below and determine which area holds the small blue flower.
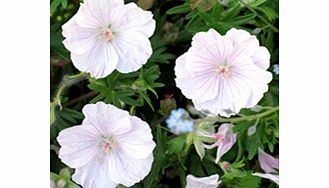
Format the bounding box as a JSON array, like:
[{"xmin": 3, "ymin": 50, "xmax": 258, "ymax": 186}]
[
  {"xmin": 166, "ymin": 109, "xmax": 194, "ymax": 135},
  {"xmin": 178, "ymin": 120, "xmax": 194, "ymax": 133},
  {"xmin": 165, "ymin": 116, "xmax": 178, "ymax": 129},
  {"xmin": 273, "ymin": 64, "xmax": 279, "ymax": 75},
  {"xmin": 170, "ymin": 108, "xmax": 185, "ymax": 119}
]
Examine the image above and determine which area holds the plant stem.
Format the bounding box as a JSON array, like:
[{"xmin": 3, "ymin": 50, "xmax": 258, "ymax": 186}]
[
  {"xmin": 156, "ymin": 124, "xmax": 174, "ymax": 134},
  {"xmin": 52, "ymin": 73, "xmax": 88, "ymax": 109},
  {"xmin": 151, "ymin": 116, "xmax": 167, "ymax": 127},
  {"xmin": 203, "ymin": 106, "xmax": 279, "ymax": 125},
  {"xmin": 63, "ymin": 91, "xmax": 98, "ymax": 106},
  {"xmin": 239, "ymin": 0, "xmax": 279, "ymax": 33}
]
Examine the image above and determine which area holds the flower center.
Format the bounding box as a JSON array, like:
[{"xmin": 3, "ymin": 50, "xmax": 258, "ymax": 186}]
[
  {"xmin": 98, "ymin": 136, "xmax": 116, "ymax": 163},
  {"xmin": 98, "ymin": 27, "xmax": 113, "ymax": 41},
  {"xmin": 215, "ymin": 63, "xmax": 232, "ymax": 78},
  {"xmin": 212, "ymin": 133, "xmax": 224, "ymax": 142},
  {"xmin": 100, "ymin": 136, "xmax": 116, "ymax": 155}
]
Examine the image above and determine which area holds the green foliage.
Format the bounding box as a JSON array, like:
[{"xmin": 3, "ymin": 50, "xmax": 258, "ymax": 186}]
[
  {"xmin": 50, "ymin": 105, "xmax": 83, "ymax": 140},
  {"xmin": 87, "ymin": 65, "xmax": 164, "ymax": 110},
  {"xmin": 167, "ymin": 135, "xmax": 186, "ymax": 155},
  {"xmin": 50, "ymin": 168, "xmax": 80, "ymax": 188},
  {"xmin": 143, "ymin": 126, "xmax": 168, "ymax": 187},
  {"xmin": 233, "ymin": 109, "xmax": 279, "ymax": 160}
]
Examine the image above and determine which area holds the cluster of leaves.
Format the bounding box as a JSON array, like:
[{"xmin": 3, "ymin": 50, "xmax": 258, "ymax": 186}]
[
  {"xmin": 87, "ymin": 65, "xmax": 164, "ymax": 111},
  {"xmin": 50, "ymin": 0, "xmax": 279, "ymax": 187}
]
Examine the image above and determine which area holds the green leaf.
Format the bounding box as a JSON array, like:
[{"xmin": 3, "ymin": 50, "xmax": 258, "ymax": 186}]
[
  {"xmin": 167, "ymin": 136, "xmax": 186, "ymax": 155},
  {"xmin": 140, "ymin": 92, "xmax": 155, "ymax": 111},
  {"xmin": 225, "ymin": 14, "xmax": 256, "ymax": 26},
  {"xmin": 61, "ymin": 0, "xmax": 68, "ymax": 8},
  {"xmin": 143, "ymin": 127, "xmax": 168, "ymax": 187},
  {"xmin": 59, "ymin": 168, "xmax": 71, "ymax": 181},
  {"xmin": 256, "ymin": 5, "xmax": 278, "ymax": 21},
  {"xmin": 236, "ymin": 173, "xmax": 261, "ymax": 188},
  {"xmin": 193, "ymin": 137, "xmax": 205, "ymax": 159},
  {"xmin": 50, "ymin": 0, "xmax": 61, "ymax": 14},
  {"xmin": 166, "ymin": 4, "xmax": 191, "ymax": 15}
]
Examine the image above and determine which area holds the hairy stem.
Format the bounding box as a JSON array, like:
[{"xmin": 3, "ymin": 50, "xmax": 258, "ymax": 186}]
[
  {"xmin": 52, "ymin": 72, "xmax": 88, "ymax": 109},
  {"xmin": 203, "ymin": 106, "xmax": 279, "ymax": 125}
]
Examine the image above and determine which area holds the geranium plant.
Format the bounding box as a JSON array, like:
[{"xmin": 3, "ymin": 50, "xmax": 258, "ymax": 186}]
[{"xmin": 50, "ymin": 0, "xmax": 279, "ymax": 187}]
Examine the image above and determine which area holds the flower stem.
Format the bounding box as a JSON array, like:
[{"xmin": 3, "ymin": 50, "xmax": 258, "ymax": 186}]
[
  {"xmin": 52, "ymin": 72, "xmax": 88, "ymax": 109},
  {"xmin": 239, "ymin": 0, "xmax": 279, "ymax": 33},
  {"xmin": 203, "ymin": 106, "xmax": 279, "ymax": 125}
]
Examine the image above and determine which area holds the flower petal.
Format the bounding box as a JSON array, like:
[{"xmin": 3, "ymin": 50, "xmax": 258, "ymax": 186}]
[
  {"xmin": 82, "ymin": 102, "xmax": 132, "ymax": 136},
  {"xmin": 71, "ymin": 42, "xmax": 119, "ymax": 79},
  {"xmin": 108, "ymin": 150, "xmax": 154, "ymax": 187},
  {"xmin": 252, "ymin": 46, "xmax": 271, "ymax": 70},
  {"xmin": 110, "ymin": 3, "xmax": 155, "ymax": 37},
  {"xmin": 175, "ymin": 53, "xmax": 199, "ymax": 100},
  {"xmin": 175, "ymin": 52, "xmax": 221, "ymax": 103},
  {"xmin": 116, "ymin": 116, "xmax": 156, "ymax": 159},
  {"xmin": 187, "ymin": 29, "xmax": 233, "ymax": 72},
  {"xmin": 111, "ymin": 32, "xmax": 152, "ymax": 73},
  {"xmin": 176, "ymin": 71, "xmax": 220, "ymax": 103},
  {"xmin": 72, "ymin": 160, "xmax": 118, "ymax": 188},
  {"xmin": 57, "ymin": 125, "xmax": 100, "ymax": 168},
  {"xmin": 225, "ymin": 28, "xmax": 259, "ymax": 56},
  {"xmin": 258, "ymin": 148, "xmax": 279, "ymax": 173},
  {"xmin": 193, "ymin": 74, "xmax": 251, "ymax": 117},
  {"xmin": 75, "ymin": 0, "xmax": 124, "ymax": 28},
  {"xmin": 215, "ymin": 124, "xmax": 237, "ymax": 162},
  {"xmin": 62, "ymin": 15, "xmax": 98, "ymax": 54},
  {"xmin": 186, "ymin": 174, "xmax": 220, "ymax": 188},
  {"xmin": 232, "ymin": 62, "xmax": 272, "ymax": 108}
]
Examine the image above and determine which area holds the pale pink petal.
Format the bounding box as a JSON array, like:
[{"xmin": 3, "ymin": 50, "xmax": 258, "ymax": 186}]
[
  {"xmin": 111, "ymin": 32, "xmax": 152, "ymax": 73},
  {"xmin": 176, "ymin": 71, "xmax": 220, "ymax": 103},
  {"xmin": 62, "ymin": 16, "xmax": 98, "ymax": 54},
  {"xmin": 193, "ymin": 74, "xmax": 251, "ymax": 117},
  {"xmin": 75, "ymin": 0, "xmax": 124, "ymax": 28},
  {"xmin": 258, "ymin": 148, "xmax": 279, "ymax": 173},
  {"xmin": 116, "ymin": 116, "xmax": 156, "ymax": 159},
  {"xmin": 225, "ymin": 28, "xmax": 259, "ymax": 56},
  {"xmin": 252, "ymin": 46, "xmax": 271, "ymax": 70},
  {"xmin": 215, "ymin": 124, "xmax": 237, "ymax": 162},
  {"xmin": 108, "ymin": 150, "xmax": 154, "ymax": 187},
  {"xmin": 82, "ymin": 102, "xmax": 132, "ymax": 136},
  {"xmin": 71, "ymin": 42, "xmax": 119, "ymax": 79},
  {"xmin": 110, "ymin": 3, "xmax": 156, "ymax": 37},
  {"xmin": 57, "ymin": 125, "xmax": 100, "ymax": 168},
  {"xmin": 253, "ymin": 173, "xmax": 279, "ymax": 185},
  {"xmin": 187, "ymin": 29, "xmax": 233, "ymax": 72},
  {"xmin": 186, "ymin": 174, "xmax": 220, "ymax": 188},
  {"xmin": 73, "ymin": 160, "xmax": 117, "ymax": 188},
  {"xmin": 175, "ymin": 53, "xmax": 200, "ymax": 100},
  {"xmin": 232, "ymin": 62, "xmax": 272, "ymax": 108}
]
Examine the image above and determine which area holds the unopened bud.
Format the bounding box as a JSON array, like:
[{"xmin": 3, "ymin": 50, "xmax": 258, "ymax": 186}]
[
  {"xmin": 222, "ymin": 161, "xmax": 231, "ymax": 170},
  {"xmin": 190, "ymin": 0, "xmax": 217, "ymax": 12},
  {"xmin": 160, "ymin": 94, "xmax": 177, "ymax": 116}
]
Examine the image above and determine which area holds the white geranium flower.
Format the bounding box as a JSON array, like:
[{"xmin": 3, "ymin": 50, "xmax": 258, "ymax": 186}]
[
  {"xmin": 175, "ymin": 28, "xmax": 272, "ymax": 117},
  {"xmin": 186, "ymin": 174, "xmax": 221, "ymax": 188},
  {"xmin": 62, "ymin": 0, "xmax": 156, "ymax": 78},
  {"xmin": 57, "ymin": 102, "xmax": 156, "ymax": 188}
]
